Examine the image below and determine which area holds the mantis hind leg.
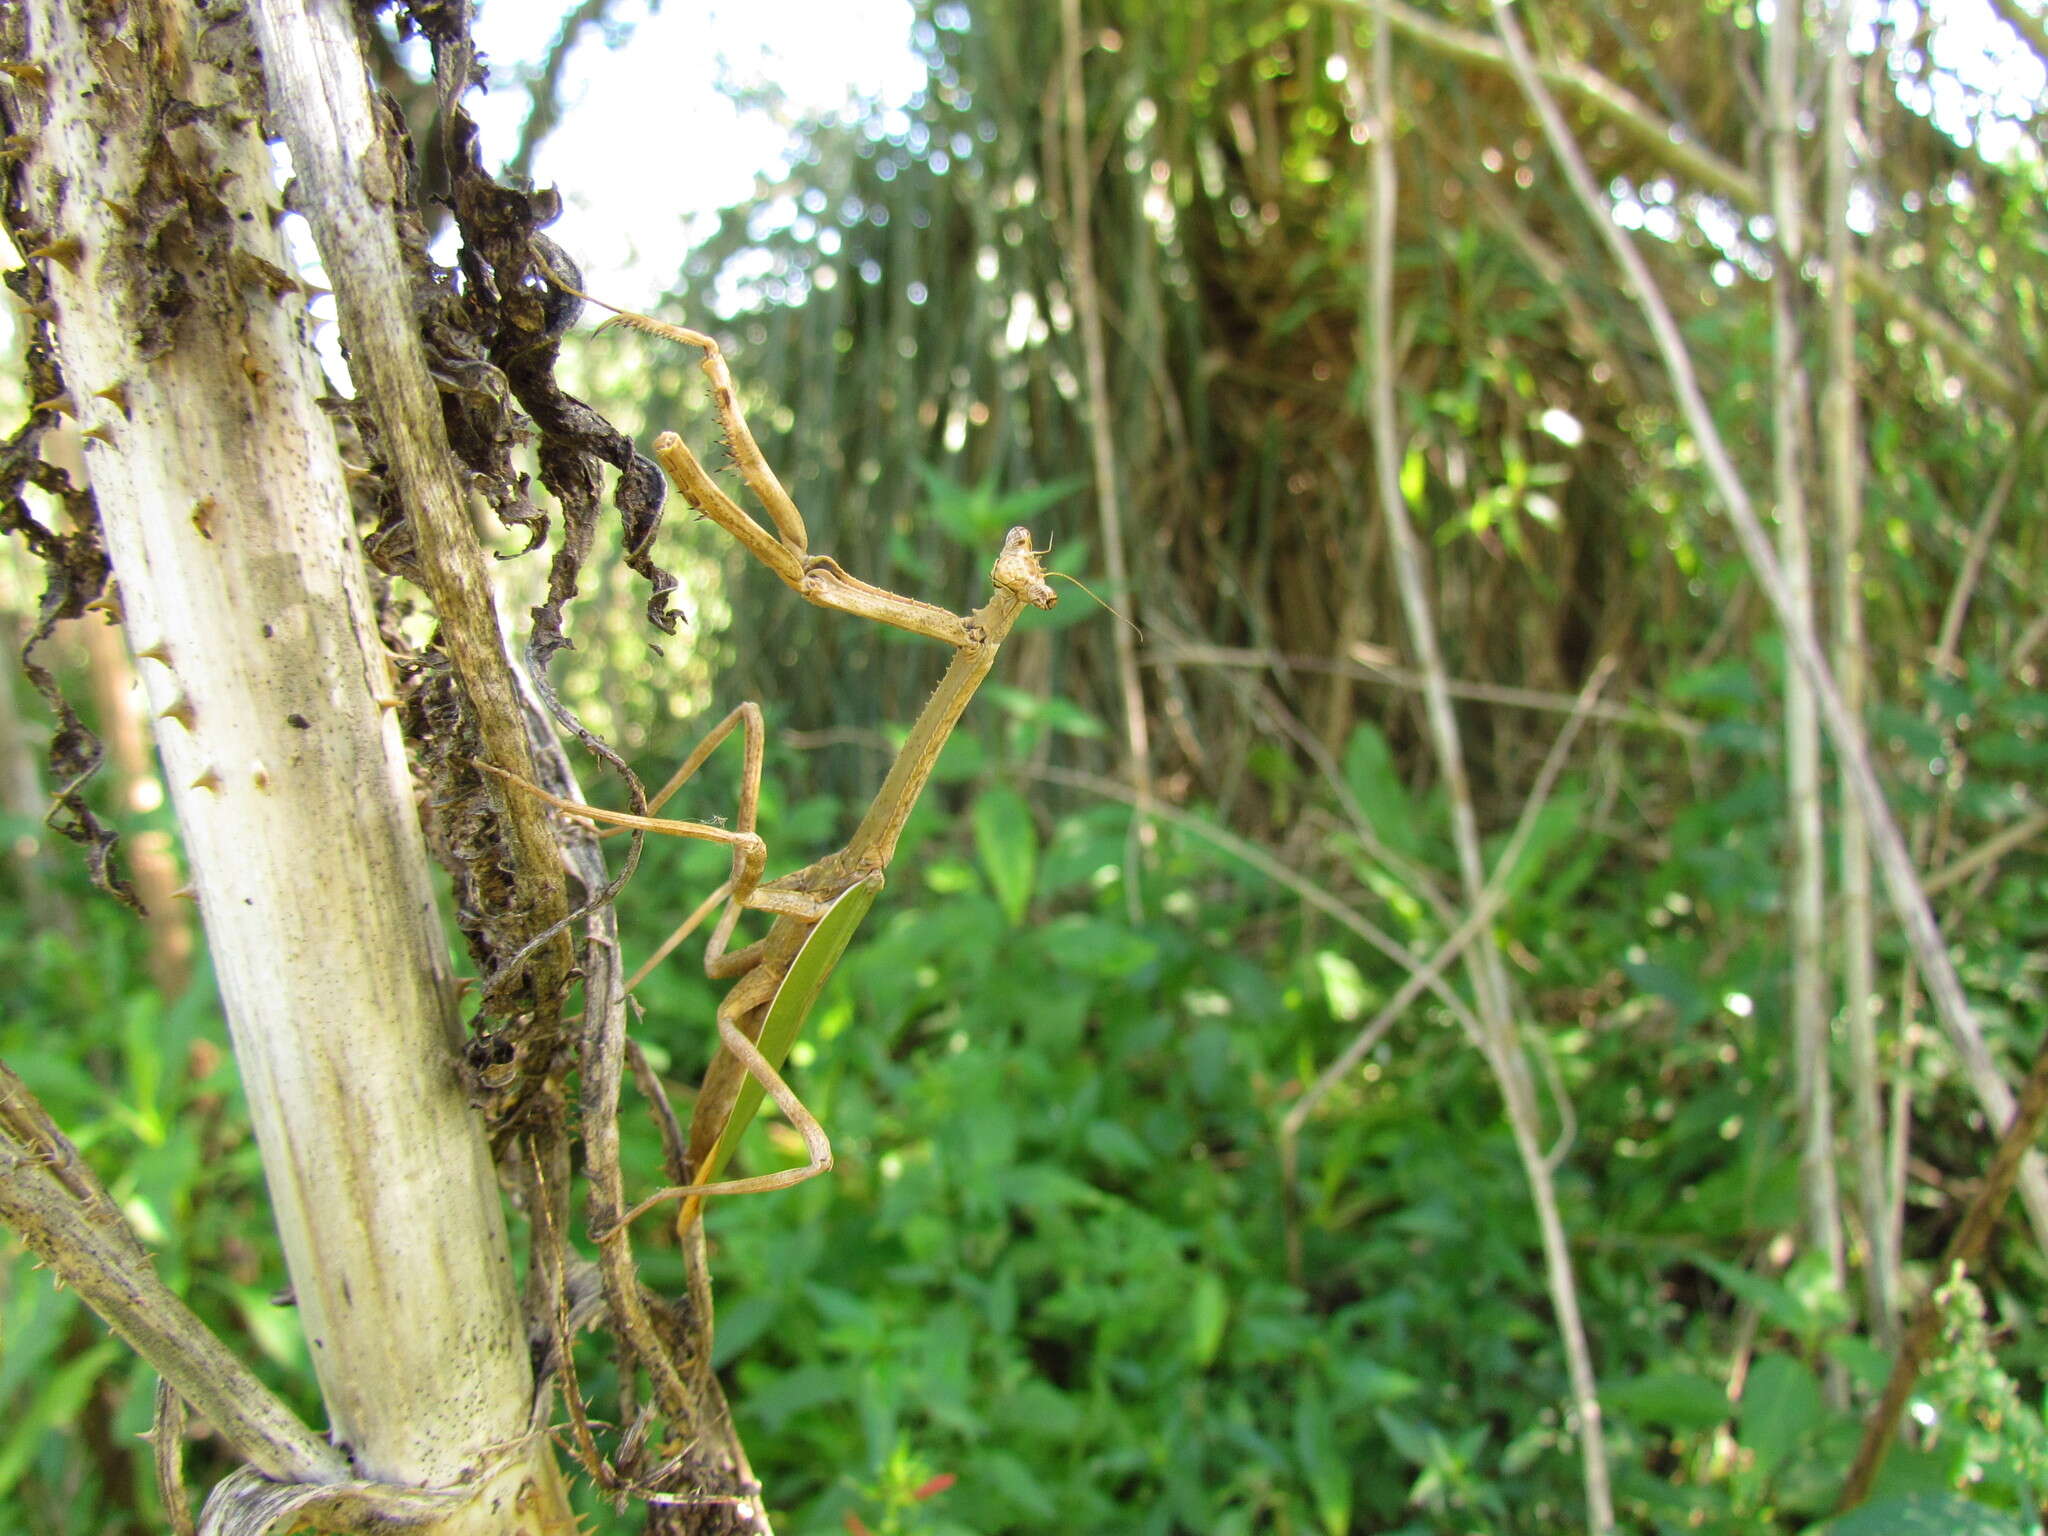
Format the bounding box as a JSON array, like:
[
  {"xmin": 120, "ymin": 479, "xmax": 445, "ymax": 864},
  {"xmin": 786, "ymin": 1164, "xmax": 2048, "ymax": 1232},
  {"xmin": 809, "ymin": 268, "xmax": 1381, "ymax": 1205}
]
[{"xmin": 593, "ymin": 990, "xmax": 833, "ymax": 1241}]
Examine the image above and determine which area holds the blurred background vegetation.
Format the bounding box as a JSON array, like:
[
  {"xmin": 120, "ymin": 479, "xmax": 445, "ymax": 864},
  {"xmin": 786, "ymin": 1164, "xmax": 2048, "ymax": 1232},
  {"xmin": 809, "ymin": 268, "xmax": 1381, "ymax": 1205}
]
[{"xmin": 4, "ymin": 0, "xmax": 2046, "ymax": 1531}]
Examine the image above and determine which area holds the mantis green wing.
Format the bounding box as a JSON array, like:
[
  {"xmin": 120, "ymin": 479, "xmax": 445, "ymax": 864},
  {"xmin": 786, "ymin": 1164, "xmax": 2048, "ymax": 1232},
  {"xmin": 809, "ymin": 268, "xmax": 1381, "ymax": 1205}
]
[{"xmin": 694, "ymin": 871, "xmax": 884, "ymax": 1190}]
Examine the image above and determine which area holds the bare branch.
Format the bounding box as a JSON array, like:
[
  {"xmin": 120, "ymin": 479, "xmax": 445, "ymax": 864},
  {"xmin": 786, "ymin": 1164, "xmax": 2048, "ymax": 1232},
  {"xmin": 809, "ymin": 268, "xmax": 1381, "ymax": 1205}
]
[
  {"xmin": 1151, "ymin": 639, "xmax": 1703, "ymax": 736},
  {"xmin": 508, "ymin": 0, "xmax": 632, "ymax": 182},
  {"xmin": 250, "ymin": 0, "xmax": 578, "ymax": 1029},
  {"xmin": 1769, "ymin": 0, "xmax": 1847, "ymax": 1349},
  {"xmin": 0, "ymin": 1065, "xmax": 343, "ymax": 1487},
  {"xmin": 1825, "ymin": 0, "xmax": 1895, "ymax": 1345}
]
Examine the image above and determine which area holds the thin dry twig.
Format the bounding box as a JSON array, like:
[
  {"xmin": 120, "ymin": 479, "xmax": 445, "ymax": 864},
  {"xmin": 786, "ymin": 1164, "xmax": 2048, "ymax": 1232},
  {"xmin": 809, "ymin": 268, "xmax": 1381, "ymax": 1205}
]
[
  {"xmin": 1824, "ymin": 0, "xmax": 1892, "ymax": 1344},
  {"xmin": 579, "ymin": 923, "xmax": 696, "ymax": 1425},
  {"xmin": 1279, "ymin": 656, "xmax": 1617, "ymax": 1284},
  {"xmin": 627, "ymin": 1038, "xmax": 692, "ymax": 1186},
  {"xmin": 1023, "ymin": 763, "xmax": 1491, "ymax": 1042},
  {"xmin": 1767, "ymin": 0, "xmax": 1847, "ymax": 1359},
  {"xmin": 1868, "ymin": 375, "xmax": 2048, "ymax": 1327},
  {"xmin": 1923, "ymin": 809, "xmax": 2048, "ymax": 898},
  {"xmin": 1196, "ymin": 654, "xmax": 1459, "ymax": 928},
  {"xmin": 149, "ymin": 1377, "xmax": 196, "ymax": 1536},
  {"xmin": 1151, "ymin": 639, "xmax": 1702, "ymax": 736},
  {"xmin": 507, "ymin": 0, "xmax": 630, "ymax": 181},
  {"xmin": 1933, "ymin": 397, "xmax": 2048, "ymax": 672},
  {"xmin": 526, "ymin": 1143, "xmax": 614, "ymax": 1492}
]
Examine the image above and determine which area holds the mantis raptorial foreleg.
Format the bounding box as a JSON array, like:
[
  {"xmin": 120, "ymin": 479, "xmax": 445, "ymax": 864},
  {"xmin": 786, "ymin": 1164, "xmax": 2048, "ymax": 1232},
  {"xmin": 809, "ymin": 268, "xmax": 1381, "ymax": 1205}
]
[{"xmin": 482, "ymin": 292, "xmax": 1057, "ymax": 1240}]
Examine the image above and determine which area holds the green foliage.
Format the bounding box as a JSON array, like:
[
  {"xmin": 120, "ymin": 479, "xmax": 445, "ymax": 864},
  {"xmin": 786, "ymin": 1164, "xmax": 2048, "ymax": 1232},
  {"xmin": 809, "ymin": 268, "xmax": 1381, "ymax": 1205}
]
[
  {"xmin": 1818, "ymin": 1495, "xmax": 2035, "ymax": 1536},
  {"xmin": 0, "ymin": 864, "xmax": 306, "ymax": 1534},
  {"xmin": 568, "ymin": 710, "xmax": 2037, "ymax": 1535},
  {"xmin": 1913, "ymin": 1270, "xmax": 2048, "ymax": 1510},
  {"xmin": 0, "ymin": 575, "xmax": 1992, "ymax": 1533},
  {"xmin": 7, "ymin": 604, "xmax": 2045, "ymax": 1536}
]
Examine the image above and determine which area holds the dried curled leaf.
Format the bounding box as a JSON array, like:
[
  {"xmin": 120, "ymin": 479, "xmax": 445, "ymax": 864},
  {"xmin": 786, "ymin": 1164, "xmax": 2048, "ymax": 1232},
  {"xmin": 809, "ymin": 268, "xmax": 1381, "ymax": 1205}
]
[{"xmin": 0, "ymin": 266, "xmax": 140, "ymax": 912}]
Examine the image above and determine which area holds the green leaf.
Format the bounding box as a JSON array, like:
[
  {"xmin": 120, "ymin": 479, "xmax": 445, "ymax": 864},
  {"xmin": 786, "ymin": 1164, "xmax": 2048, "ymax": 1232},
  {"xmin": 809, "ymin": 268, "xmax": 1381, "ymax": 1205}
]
[
  {"xmin": 998, "ymin": 1163, "xmax": 1107, "ymax": 1214},
  {"xmin": 930, "ymin": 728, "xmax": 986, "ymax": 783},
  {"xmin": 1082, "ymin": 1118, "xmax": 1151, "ymax": 1172},
  {"xmin": 1606, "ymin": 1370, "xmax": 1731, "ymax": 1432},
  {"xmin": 1188, "ymin": 1270, "xmax": 1229, "ymax": 1367},
  {"xmin": 1738, "ymin": 1353, "xmax": 1823, "ymax": 1478},
  {"xmin": 1826, "ymin": 1335, "xmax": 1894, "ymax": 1397},
  {"xmin": 1294, "ymin": 1379, "xmax": 1352, "ymax": 1536},
  {"xmin": 697, "ymin": 873, "xmax": 882, "ymax": 1189},
  {"xmin": 1399, "ymin": 447, "xmax": 1426, "ymax": 506},
  {"xmin": 983, "ymin": 684, "xmax": 1108, "ymax": 737},
  {"xmin": 1375, "ymin": 1406, "xmax": 1443, "ymax": 1467},
  {"xmin": 916, "ymin": 464, "xmax": 1087, "ymax": 548},
  {"xmin": 1783, "ymin": 1249, "xmax": 1853, "ymax": 1334},
  {"xmin": 711, "ymin": 1293, "xmax": 782, "ymax": 1367},
  {"xmin": 1669, "ymin": 658, "xmax": 1762, "ymax": 708},
  {"xmin": 234, "ymin": 1287, "xmax": 309, "ymax": 1371},
  {"xmin": 972, "ymin": 786, "xmax": 1038, "ymax": 925},
  {"xmin": 1331, "ymin": 1358, "xmax": 1421, "ymax": 1406},
  {"xmin": 1341, "ymin": 724, "xmax": 1420, "ymax": 857},
  {"xmin": 1313, "ymin": 949, "xmax": 1369, "ymax": 1022},
  {"xmin": 1487, "ymin": 790, "xmax": 1586, "ymax": 909},
  {"xmin": 0, "ymin": 1338, "xmax": 124, "ymax": 1496},
  {"xmin": 745, "ymin": 1362, "xmax": 856, "ymax": 1431},
  {"xmin": 1037, "ymin": 915, "xmax": 1159, "ymax": 978},
  {"xmin": 1624, "ymin": 959, "xmax": 1716, "ymax": 1028},
  {"xmin": 1816, "ymin": 1493, "xmax": 2031, "ymax": 1536},
  {"xmin": 1689, "ymin": 1252, "xmax": 1823, "ymax": 1338},
  {"xmin": 969, "ymin": 1447, "xmax": 1060, "ymax": 1520}
]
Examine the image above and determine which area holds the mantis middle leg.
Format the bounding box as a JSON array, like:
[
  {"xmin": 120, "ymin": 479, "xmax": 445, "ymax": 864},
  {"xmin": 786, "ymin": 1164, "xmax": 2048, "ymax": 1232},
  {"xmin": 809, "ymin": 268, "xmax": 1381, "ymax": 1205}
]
[{"xmin": 479, "ymin": 701, "xmax": 841, "ymax": 1236}]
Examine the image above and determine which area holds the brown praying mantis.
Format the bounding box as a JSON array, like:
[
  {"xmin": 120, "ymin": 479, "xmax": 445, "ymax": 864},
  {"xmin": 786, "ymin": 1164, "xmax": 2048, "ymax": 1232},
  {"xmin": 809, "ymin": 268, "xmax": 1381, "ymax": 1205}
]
[{"xmin": 478, "ymin": 296, "xmax": 1056, "ymax": 1238}]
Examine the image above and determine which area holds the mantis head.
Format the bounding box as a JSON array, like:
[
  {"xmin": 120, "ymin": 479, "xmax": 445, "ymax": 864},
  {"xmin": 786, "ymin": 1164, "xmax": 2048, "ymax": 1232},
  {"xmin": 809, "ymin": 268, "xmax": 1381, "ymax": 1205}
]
[{"xmin": 993, "ymin": 526, "xmax": 1059, "ymax": 612}]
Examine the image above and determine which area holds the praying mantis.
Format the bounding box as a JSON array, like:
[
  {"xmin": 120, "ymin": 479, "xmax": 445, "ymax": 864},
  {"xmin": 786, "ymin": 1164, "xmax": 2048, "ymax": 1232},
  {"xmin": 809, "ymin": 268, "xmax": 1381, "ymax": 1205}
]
[{"xmin": 478, "ymin": 297, "xmax": 1057, "ymax": 1238}]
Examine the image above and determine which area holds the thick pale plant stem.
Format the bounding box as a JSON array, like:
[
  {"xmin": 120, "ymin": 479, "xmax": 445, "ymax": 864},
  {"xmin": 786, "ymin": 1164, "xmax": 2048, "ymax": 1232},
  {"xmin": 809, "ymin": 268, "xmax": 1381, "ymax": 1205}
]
[
  {"xmin": 248, "ymin": 0, "xmax": 576, "ymax": 1022},
  {"xmin": 1359, "ymin": 10, "xmax": 1613, "ymax": 1529},
  {"xmin": 1491, "ymin": 0, "xmax": 2048, "ymax": 1265},
  {"xmin": 11, "ymin": 0, "xmax": 570, "ymax": 1526}
]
